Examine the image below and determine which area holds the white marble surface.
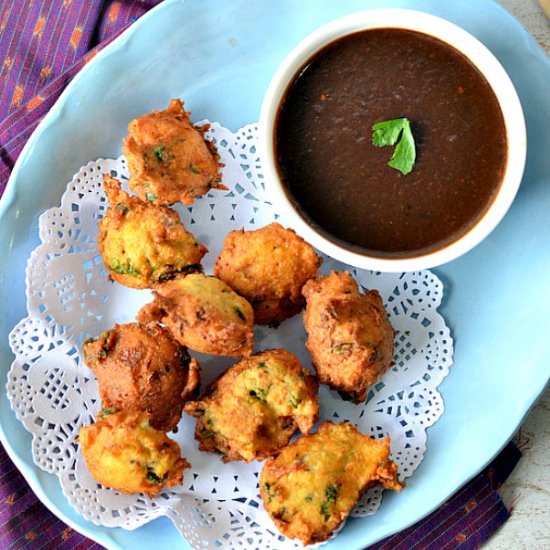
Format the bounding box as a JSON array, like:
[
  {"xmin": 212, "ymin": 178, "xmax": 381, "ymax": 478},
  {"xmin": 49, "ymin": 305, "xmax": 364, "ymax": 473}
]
[{"xmin": 484, "ymin": 1, "xmax": 550, "ymax": 548}]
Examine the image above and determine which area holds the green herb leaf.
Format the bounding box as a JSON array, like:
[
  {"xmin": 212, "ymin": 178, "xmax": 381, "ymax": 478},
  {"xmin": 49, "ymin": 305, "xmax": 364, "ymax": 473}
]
[
  {"xmin": 264, "ymin": 482, "xmax": 279, "ymax": 503},
  {"xmin": 152, "ymin": 145, "xmax": 166, "ymax": 162},
  {"xmin": 233, "ymin": 306, "xmax": 246, "ymax": 321},
  {"xmin": 289, "ymin": 395, "xmax": 302, "ymax": 409},
  {"xmin": 319, "ymin": 483, "xmax": 338, "ymax": 521},
  {"xmin": 331, "ymin": 342, "xmax": 354, "ymax": 355},
  {"xmin": 199, "ymin": 427, "xmax": 216, "ymax": 438},
  {"xmin": 146, "ymin": 471, "xmax": 165, "ymax": 483},
  {"xmin": 145, "ymin": 192, "xmax": 159, "ymax": 202},
  {"xmin": 249, "ymin": 385, "xmax": 270, "ymax": 403},
  {"xmin": 109, "ymin": 258, "xmax": 141, "ymax": 276},
  {"xmin": 372, "ymin": 117, "xmax": 416, "ymax": 175},
  {"xmin": 325, "ymin": 483, "xmax": 338, "ymax": 502}
]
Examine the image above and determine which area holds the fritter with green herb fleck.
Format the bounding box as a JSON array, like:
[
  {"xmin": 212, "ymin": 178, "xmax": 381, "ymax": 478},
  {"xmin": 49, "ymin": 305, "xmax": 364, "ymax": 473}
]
[
  {"xmin": 137, "ymin": 274, "xmax": 254, "ymax": 357},
  {"xmin": 98, "ymin": 175, "xmax": 207, "ymax": 289},
  {"xmin": 214, "ymin": 222, "xmax": 322, "ymax": 326},
  {"xmin": 79, "ymin": 410, "xmax": 190, "ymax": 497},
  {"xmin": 83, "ymin": 322, "xmax": 200, "ymax": 432},
  {"xmin": 184, "ymin": 349, "xmax": 319, "ymax": 462},
  {"xmin": 122, "ymin": 99, "xmax": 225, "ymax": 205},
  {"xmin": 302, "ymin": 271, "xmax": 395, "ymax": 402},
  {"xmin": 260, "ymin": 421, "xmax": 403, "ymax": 544}
]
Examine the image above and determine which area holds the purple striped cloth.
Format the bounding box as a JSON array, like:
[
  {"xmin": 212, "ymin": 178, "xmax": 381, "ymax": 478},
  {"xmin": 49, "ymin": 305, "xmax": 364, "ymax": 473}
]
[{"xmin": 0, "ymin": 1, "xmax": 521, "ymax": 549}]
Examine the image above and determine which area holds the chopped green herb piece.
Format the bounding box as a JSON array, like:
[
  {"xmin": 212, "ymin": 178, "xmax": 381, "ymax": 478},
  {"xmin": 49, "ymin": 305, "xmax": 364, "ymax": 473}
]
[
  {"xmin": 372, "ymin": 117, "xmax": 416, "ymax": 175},
  {"xmin": 145, "ymin": 192, "xmax": 159, "ymax": 202},
  {"xmin": 264, "ymin": 482, "xmax": 279, "ymax": 503},
  {"xmin": 257, "ymin": 362, "xmax": 269, "ymax": 372},
  {"xmin": 152, "ymin": 145, "xmax": 166, "ymax": 162},
  {"xmin": 320, "ymin": 502, "xmax": 330, "ymax": 521},
  {"xmin": 249, "ymin": 385, "xmax": 270, "ymax": 403},
  {"xmin": 146, "ymin": 471, "xmax": 165, "ymax": 483},
  {"xmin": 99, "ymin": 408, "xmax": 114, "ymax": 418},
  {"xmin": 199, "ymin": 427, "xmax": 216, "ymax": 438},
  {"xmin": 190, "ymin": 166, "xmax": 200, "ymax": 174},
  {"xmin": 305, "ymin": 494, "xmax": 313, "ymax": 502},
  {"xmin": 319, "ymin": 483, "xmax": 338, "ymax": 521},
  {"xmin": 332, "ymin": 342, "xmax": 354, "ymax": 355},
  {"xmin": 325, "ymin": 483, "xmax": 338, "ymax": 502},
  {"xmin": 289, "ymin": 395, "xmax": 302, "ymax": 409},
  {"xmin": 109, "ymin": 259, "xmax": 141, "ymax": 276},
  {"xmin": 233, "ymin": 306, "xmax": 246, "ymax": 320}
]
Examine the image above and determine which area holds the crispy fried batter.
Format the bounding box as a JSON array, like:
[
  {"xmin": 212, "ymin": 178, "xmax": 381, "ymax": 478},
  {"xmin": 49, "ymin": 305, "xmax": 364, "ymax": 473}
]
[
  {"xmin": 98, "ymin": 175, "xmax": 207, "ymax": 289},
  {"xmin": 137, "ymin": 274, "xmax": 254, "ymax": 357},
  {"xmin": 214, "ymin": 223, "xmax": 321, "ymax": 326},
  {"xmin": 302, "ymin": 271, "xmax": 394, "ymax": 402},
  {"xmin": 79, "ymin": 410, "xmax": 190, "ymax": 497},
  {"xmin": 260, "ymin": 421, "xmax": 403, "ymax": 544},
  {"xmin": 122, "ymin": 99, "xmax": 225, "ymax": 205},
  {"xmin": 185, "ymin": 349, "xmax": 319, "ymax": 462},
  {"xmin": 83, "ymin": 322, "xmax": 200, "ymax": 432}
]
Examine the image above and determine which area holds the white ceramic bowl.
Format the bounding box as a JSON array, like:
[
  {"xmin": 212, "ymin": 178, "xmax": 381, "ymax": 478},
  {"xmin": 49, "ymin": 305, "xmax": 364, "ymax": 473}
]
[{"xmin": 258, "ymin": 8, "xmax": 526, "ymax": 272}]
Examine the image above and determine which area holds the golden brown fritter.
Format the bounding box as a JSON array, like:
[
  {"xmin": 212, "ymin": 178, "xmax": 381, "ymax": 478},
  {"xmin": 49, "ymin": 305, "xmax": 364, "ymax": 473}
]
[
  {"xmin": 79, "ymin": 410, "xmax": 190, "ymax": 497},
  {"xmin": 260, "ymin": 421, "xmax": 403, "ymax": 545},
  {"xmin": 98, "ymin": 175, "xmax": 207, "ymax": 289},
  {"xmin": 184, "ymin": 349, "xmax": 318, "ymax": 462},
  {"xmin": 302, "ymin": 271, "xmax": 394, "ymax": 403},
  {"xmin": 83, "ymin": 322, "xmax": 200, "ymax": 432},
  {"xmin": 137, "ymin": 274, "xmax": 254, "ymax": 357},
  {"xmin": 122, "ymin": 99, "xmax": 225, "ymax": 205},
  {"xmin": 214, "ymin": 223, "xmax": 322, "ymax": 326}
]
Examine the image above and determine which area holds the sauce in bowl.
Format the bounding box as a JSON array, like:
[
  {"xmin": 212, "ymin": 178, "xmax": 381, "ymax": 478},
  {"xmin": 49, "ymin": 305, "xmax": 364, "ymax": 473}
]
[{"xmin": 275, "ymin": 29, "xmax": 508, "ymax": 258}]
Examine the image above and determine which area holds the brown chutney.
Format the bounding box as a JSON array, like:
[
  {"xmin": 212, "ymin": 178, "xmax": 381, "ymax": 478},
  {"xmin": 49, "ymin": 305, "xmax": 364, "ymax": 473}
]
[{"xmin": 275, "ymin": 28, "xmax": 508, "ymax": 258}]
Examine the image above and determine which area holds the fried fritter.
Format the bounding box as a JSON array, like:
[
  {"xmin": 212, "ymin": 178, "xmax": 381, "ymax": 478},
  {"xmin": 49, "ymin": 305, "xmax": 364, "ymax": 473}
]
[
  {"xmin": 122, "ymin": 99, "xmax": 225, "ymax": 205},
  {"xmin": 302, "ymin": 271, "xmax": 394, "ymax": 403},
  {"xmin": 79, "ymin": 410, "xmax": 190, "ymax": 497},
  {"xmin": 214, "ymin": 223, "xmax": 322, "ymax": 326},
  {"xmin": 184, "ymin": 349, "xmax": 319, "ymax": 462},
  {"xmin": 83, "ymin": 322, "xmax": 200, "ymax": 432},
  {"xmin": 260, "ymin": 421, "xmax": 403, "ymax": 545},
  {"xmin": 98, "ymin": 175, "xmax": 207, "ymax": 289},
  {"xmin": 137, "ymin": 274, "xmax": 254, "ymax": 357}
]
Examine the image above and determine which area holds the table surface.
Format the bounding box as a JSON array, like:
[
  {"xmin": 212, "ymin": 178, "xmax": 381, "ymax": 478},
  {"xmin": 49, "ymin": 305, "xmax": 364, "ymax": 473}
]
[{"xmin": 486, "ymin": 5, "xmax": 550, "ymax": 549}]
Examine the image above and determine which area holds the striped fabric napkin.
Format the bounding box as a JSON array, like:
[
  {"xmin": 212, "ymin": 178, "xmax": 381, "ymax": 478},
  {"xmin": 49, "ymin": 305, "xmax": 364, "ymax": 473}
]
[{"xmin": 0, "ymin": 2, "xmax": 520, "ymax": 548}]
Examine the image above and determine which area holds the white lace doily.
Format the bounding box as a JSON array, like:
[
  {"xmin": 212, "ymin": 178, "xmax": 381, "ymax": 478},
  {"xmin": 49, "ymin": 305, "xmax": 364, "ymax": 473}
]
[{"xmin": 7, "ymin": 122, "xmax": 453, "ymax": 549}]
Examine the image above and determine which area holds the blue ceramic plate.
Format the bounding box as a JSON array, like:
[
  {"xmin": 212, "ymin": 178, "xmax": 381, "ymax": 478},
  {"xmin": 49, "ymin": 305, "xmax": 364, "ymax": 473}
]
[{"xmin": 1, "ymin": 1, "xmax": 549, "ymax": 548}]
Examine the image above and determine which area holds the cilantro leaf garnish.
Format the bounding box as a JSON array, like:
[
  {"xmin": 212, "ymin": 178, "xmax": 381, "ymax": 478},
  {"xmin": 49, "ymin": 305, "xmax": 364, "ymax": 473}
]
[{"xmin": 372, "ymin": 117, "xmax": 416, "ymax": 175}]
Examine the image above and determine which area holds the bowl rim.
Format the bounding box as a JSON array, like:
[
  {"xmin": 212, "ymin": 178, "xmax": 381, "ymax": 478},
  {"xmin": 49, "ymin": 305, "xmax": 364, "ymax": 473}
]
[{"xmin": 258, "ymin": 8, "xmax": 527, "ymax": 272}]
